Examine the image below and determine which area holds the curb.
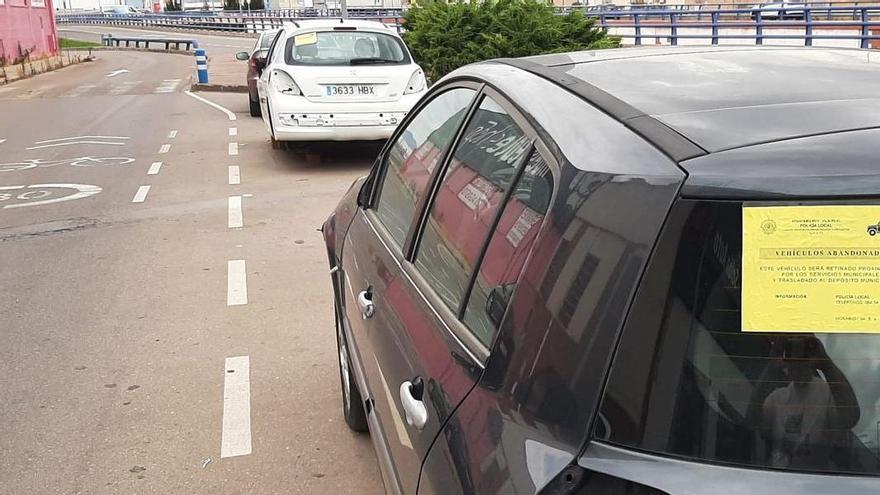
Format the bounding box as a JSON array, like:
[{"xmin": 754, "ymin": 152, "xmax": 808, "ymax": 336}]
[{"xmin": 191, "ymin": 83, "xmax": 248, "ymax": 93}]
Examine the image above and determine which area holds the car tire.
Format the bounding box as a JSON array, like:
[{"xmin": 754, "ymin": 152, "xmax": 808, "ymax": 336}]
[
  {"xmin": 336, "ymin": 307, "xmax": 369, "ymax": 433},
  {"xmin": 870, "ymin": 228, "xmax": 878, "ymax": 236},
  {"xmin": 249, "ymin": 98, "xmax": 261, "ymax": 117}
]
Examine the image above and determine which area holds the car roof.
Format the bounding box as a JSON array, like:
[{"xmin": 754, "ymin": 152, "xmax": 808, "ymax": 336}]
[
  {"xmin": 482, "ymin": 46, "xmax": 880, "ymax": 199},
  {"xmin": 286, "ymin": 18, "xmax": 397, "ymax": 34}
]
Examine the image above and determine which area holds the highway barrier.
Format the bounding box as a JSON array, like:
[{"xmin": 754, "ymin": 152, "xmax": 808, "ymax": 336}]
[
  {"xmin": 101, "ymin": 34, "xmax": 196, "ymax": 50},
  {"xmin": 58, "ymin": 4, "xmax": 880, "ymax": 48}
]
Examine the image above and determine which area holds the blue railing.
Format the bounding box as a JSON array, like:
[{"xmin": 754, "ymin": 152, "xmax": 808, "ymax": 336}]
[
  {"xmin": 56, "ymin": 4, "xmax": 880, "ymax": 49},
  {"xmin": 589, "ymin": 5, "xmax": 880, "ymax": 48}
]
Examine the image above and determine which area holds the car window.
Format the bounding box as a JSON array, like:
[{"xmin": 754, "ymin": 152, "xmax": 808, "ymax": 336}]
[
  {"xmin": 462, "ymin": 151, "xmax": 553, "ymax": 347},
  {"xmin": 284, "ymin": 31, "xmax": 409, "ymax": 66},
  {"xmin": 265, "ymin": 29, "xmax": 284, "ymax": 64},
  {"xmin": 373, "ymin": 88, "xmax": 475, "ymax": 247},
  {"xmin": 260, "ymin": 31, "xmax": 277, "ymax": 50},
  {"xmin": 597, "ymin": 199, "xmax": 880, "ymax": 476},
  {"xmin": 413, "ymin": 96, "xmax": 531, "ymax": 315}
]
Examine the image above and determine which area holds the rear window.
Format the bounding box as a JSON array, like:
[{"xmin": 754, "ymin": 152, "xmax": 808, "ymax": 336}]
[
  {"xmin": 284, "ymin": 30, "xmax": 409, "ymax": 66},
  {"xmin": 597, "ymin": 200, "xmax": 880, "ymax": 476}
]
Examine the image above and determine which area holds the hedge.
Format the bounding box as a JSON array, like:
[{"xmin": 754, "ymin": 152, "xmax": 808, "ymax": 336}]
[{"xmin": 403, "ymin": 0, "xmax": 621, "ymax": 82}]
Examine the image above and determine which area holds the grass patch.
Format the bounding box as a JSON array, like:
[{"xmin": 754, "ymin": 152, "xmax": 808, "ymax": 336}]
[{"xmin": 59, "ymin": 38, "xmax": 100, "ymax": 49}]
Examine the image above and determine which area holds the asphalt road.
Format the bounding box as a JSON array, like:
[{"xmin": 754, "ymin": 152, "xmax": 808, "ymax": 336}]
[{"xmin": 0, "ymin": 49, "xmax": 383, "ymax": 493}]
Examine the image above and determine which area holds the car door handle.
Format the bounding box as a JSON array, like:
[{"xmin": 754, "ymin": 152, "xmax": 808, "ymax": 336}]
[
  {"xmin": 357, "ymin": 290, "xmax": 374, "ymax": 319},
  {"xmin": 399, "ymin": 379, "xmax": 427, "ymax": 430}
]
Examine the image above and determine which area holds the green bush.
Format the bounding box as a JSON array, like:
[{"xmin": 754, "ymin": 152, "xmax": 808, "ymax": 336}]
[{"xmin": 403, "ymin": 0, "xmax": 620, "ymax": 81}]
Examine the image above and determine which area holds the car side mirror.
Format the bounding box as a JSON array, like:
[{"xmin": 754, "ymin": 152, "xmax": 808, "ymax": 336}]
[
  {"xmin": 254, "ymin": 56, "xmax": 268, "ymax": 76},
  {"xmin": 486, "ymin": 284, "xmax": 515, "ymax": 328},
  {"xmin": 235, "ymin": 51, "xmax": 250, "ymax": 61},
  {"xmin": 357, "ymin": 178, "xmax": 372, "ymax": 208}
]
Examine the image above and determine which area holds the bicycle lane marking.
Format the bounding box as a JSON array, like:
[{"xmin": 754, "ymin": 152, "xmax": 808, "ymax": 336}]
[
  {"xmin": 0, "ymin": 184, "xmax": 102, "ymax": 209},
  {"xmin": 0, "ymin": 157, "xmax": 136, "ymax": 173}
]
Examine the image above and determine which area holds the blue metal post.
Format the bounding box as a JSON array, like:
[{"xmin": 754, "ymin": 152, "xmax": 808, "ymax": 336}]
[
  {"xmin": 711, "ymin": 12, "xmax": 719, "ymax": 45},
  {"xmin": 755, "ymin": 11, "xmax": 763, "ymax": 45},
  {"xmin": 860, "ymin": 7, "xmax": 870, "ymax": 49},
  {"xmin": 634, "ymin": 13, "xmax": 642, "ymax": 46},
  {"xmin": 804, "ymin": 8, "xmax": 813, "ymax": 46},
  {"xmin": 195, "ymin": 47, "xmax": 209, "ymax": 84}
]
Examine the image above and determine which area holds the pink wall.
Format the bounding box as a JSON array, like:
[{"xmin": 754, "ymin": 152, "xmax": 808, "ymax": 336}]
[{"xmin": 0, "ymin": 0, "xmax": 58, "ymax": 64}]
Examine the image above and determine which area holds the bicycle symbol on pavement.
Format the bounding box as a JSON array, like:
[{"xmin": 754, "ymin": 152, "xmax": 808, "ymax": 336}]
[
  {"xmin": 0, "ymin": 156, "xmax": 135, "ymax": 173},
  {"xmin": 0, "ymin": 184, "xmax": 102, "ymax": 209}
]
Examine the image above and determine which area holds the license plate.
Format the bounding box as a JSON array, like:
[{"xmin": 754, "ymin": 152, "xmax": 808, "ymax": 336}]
[{"xmin": 325, "ymin": 85, "xmax": 375, "ymax": 97}]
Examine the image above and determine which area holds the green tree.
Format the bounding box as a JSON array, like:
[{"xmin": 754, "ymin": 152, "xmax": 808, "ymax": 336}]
[
  {"xmin": 403, "ymin": 0, "xmax": 619, "ymax": 81},
  {"xmin": 223, "ymin": 0, "xmax": 238, "ymax": 9}
]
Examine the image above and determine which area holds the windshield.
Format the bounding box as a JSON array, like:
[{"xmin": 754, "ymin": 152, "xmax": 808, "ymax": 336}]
[
  {"xmin": 597, "ymin": 200, "xmax": 880, "ymax": 476},
  {"xmin": 284, "ymin": 30, "xmax": 409, "ymax": 66}
]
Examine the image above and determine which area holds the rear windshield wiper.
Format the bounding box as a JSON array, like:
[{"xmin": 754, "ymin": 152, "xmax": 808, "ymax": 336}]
[{"xmin": 349, "ymin": 57, "xmax": 398, "ymax": 65}]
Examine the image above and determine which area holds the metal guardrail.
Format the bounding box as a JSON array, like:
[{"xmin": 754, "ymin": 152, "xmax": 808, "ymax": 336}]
[
  {"xmin": 593, "ymin": 5, "xmax": 880, "ymax": 48},
  {"xmin": 58, "ymin": 12, "xmax": 405, "ymax": 34},
  {"xmin": 57, "ymin": 5, "xmax": 880, "ymax": 48},
  {"xmin": 101, "ymin": 34, "xmax": 195, "ymax": 50}
]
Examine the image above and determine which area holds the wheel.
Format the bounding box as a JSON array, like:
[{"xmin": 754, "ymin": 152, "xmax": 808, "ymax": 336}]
[
  {"xmin": 249, "ymin": 98, "xmax": 261, "ymax": 117},
  {"xmin": 336, "ymin": 306, "xmax": 368, "ymax": 432},
  {"xmin": 869, "ymin": 228, "xmax": 878, "ymax": 236}
]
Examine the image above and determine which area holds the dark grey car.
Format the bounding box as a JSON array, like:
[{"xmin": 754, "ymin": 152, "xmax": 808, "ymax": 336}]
[{"xmin": 322, "ymin": 46, "xmax": 880, "ymax": 494}]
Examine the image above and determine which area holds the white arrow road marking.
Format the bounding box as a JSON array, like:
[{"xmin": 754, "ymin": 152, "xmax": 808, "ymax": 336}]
[
  {"xmin": 185, "ymin": 91, "xmax": 237, "ymax": 121},
  {"xmin": 221, "ymin": 356, "xmax": 252, "ymax": 458},
  {"xmin": 0, "ymin": 184, "xmax": 102, "ymax": 209},
  {"xmin": 228, "ymin": 196, "xmax": 243, "ymax": 228},
  {"xmin": 0, "ymin": 139, "xmax": 6, "ymax": 145},
  {"xmin": 27, "ymin": 135, "xmax": 130, "ymax": 150},
  {"xmin": 34, "ymin": 136, "xmax": 130, "ymax": 144},
  {"xmin": 107, "ymin": 69, "xmax": 130, "ymax": 78},
  {"xmin": 131, "ymin": 185, "xmax": 151, "ymax": 203},
  {"xmin": 227, "ymin": 260, "xmax": 248, "ymax": 306},
  {"xmin": 228, "ymin": 166, "xmax": 240, "ymax": 185},
  {"xmin": 27, "ymin": 141, "xmax": 126, "ymax": 150},
  {"xmin": 147, "ymin": 162, "xmax": 162, "ymax": 175}
]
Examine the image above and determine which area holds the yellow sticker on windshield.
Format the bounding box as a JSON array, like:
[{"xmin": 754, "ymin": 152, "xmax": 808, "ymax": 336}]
[
  {"xmin": 742, "ymin": 205, "xmax": 880, "ymax": 333},
  {"xmin": 294, "ymin": 32, "xmax": 317, "ymax": 46}
]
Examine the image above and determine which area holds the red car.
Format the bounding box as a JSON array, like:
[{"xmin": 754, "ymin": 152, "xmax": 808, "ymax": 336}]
[{"xmin": 235, "ymin": 29, "xmax": 280, "ymax": 117}]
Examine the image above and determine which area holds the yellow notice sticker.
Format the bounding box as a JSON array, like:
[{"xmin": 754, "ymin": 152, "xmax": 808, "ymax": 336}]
[
  {"xmin": 742, "ymin": 205, "xmax": 880, "ymax": 333},
  {"xmin": 294, "ymin": 32, "xmax": 317, "ymax": 46}
]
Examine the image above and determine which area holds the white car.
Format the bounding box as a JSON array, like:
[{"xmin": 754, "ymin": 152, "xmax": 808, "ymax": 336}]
[
  {"xmin": 256, "ymin": 19, "xmax": 427, "ymax": 145},
  {"xmin": 750, "ymin": 2, "xmax": 806, "ymax": 20}
]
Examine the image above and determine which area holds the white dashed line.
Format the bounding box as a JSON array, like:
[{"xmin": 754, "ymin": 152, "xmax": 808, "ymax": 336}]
[
  {"xmin": 228, "ymin": 166, "xmax": 240, "ymax": 185},
  {"xmin": 147, "ymin": 161, "xmax": 162, "ymax": 175},
  {"xmin": 228, "ymin": 142, "xmax": 238, "ymax": 156},
  {"xmin": 159, "ymin": 144, "xmax": 171, "ymax": 154},
  {"xmin": 221, "ymin": 355, "xmax": 252, "ymax": 459},
  {"xmin": 228, "ymin": 127, "xmax": 237, "ymax": 137},
  {"xmin": 227, "ymin": 260, "xmax": 248, "ymax": 306},
  {"xmin": 228, "ymin": 195, "xmax": 243, "ymax": 228},
  {"xmin": 185, "ymin": 91, "xmax": 237, "ymax": 121},
  {"xmin": 131, "ymin": 185, "xmax": 151, "ymax": 203},
  {"xmin": 168, "ymin": 130, "xmax": 178, "ymax": 139}
]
